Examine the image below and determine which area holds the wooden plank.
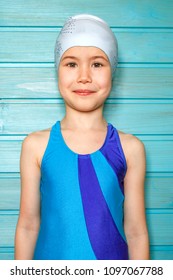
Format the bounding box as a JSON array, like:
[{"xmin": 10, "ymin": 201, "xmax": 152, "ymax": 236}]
[
  {"xmin": 0, "ymin": 102, "xmax": 173, "ymax": 134},
  {"xmin": 146, "ymin": 213, "xmax": 173, "ymax": 246},
  {"xmin": 150, "ymin": 248, "xmax": 173, "ymax": 260},
  {"xmin": 0, "ymin": 0, "xmax": 173, "ymax": 27},
  {"xmin": 0, "ymin": 138, "xmax": 173, "ymax": 173},
  {"xmin": 105, "ymin": 102, "xmax": 173, "ymax": 135},
  {"xmin": 0, "ymin": 30, "xmax": 173, "ymax": 63},
  {"xmin": 0, "ymin": 214, "xmax": 18, "ymax": 247},
  {"xmin": 1, "ymin": 67, "xmax": 173, "ymax": 99},
  {"xmin": 0, "ymin": 141, "xmax": 21, "ymax": 173},
  {"xmin": 0, "ymin": 212, "xmax": 172, "ymax": 247},
  {"xmin": 145, "ymin": 175, "xmax": 173, "ymax": 209},
  {"xmin": 144, "ymin": 140, "xmax": 173, "ymax": 173},
  {"xmin": 0, "ymin": 252, "xmax": 14, "ymax": 260},
  {"xmin": 0, "ymin": 247, "xmax": 173, "ymax": 260},
  {"xmin": 0, "ymin": 175, "xmax": 20, "ymax": 210},
  {"xmin": 1, "ymin": 174, "xmax": 173, "ymax": 210}
]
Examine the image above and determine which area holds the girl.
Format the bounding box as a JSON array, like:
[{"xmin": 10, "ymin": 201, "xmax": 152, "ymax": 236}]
[{"xmin": 15, "ymin": 14, "xmax": 149, "ymax": 260}]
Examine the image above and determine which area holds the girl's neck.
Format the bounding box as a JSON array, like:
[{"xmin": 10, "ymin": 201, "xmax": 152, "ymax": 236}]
[{"xmin": 61, "ymin": 107, "xmax": 107, "ymax": 131}]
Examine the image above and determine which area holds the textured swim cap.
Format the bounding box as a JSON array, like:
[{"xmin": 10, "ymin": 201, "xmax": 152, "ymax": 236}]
[{"xmin": 54, "ymin": 14, "xmax": 118, "ymax": 76}]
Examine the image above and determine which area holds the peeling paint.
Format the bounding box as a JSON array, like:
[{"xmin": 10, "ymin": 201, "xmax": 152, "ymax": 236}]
[
  {"xmin": 17, "ymin": 81, "xmax": 57, "ymax": 93},
  {"xmin": 0, "ymin": 102, "xmax": 10, "ymax": 133},
  {"xmin": 0, "ymin": 102, "xmax": 4, "ymax": 133},
  {"xmin": 0, "ymin": 119, "xmax": 4, "ymax": 133}
]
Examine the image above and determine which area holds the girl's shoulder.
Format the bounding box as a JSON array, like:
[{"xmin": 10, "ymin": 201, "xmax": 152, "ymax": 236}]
[
  {"xmin": 23, "ymin": 127, "xmax": 51, "ymax": 146},
  {"xmin": 118, "ymin": 130, "xmax": 144, "ymax": 147},
  {"xmin": 118, "ymin": 130, "xmax": 145, "ymax": 164},
  {"xmin": 21, "ymin": 127, "xmax": 51, "ymax": 167}
]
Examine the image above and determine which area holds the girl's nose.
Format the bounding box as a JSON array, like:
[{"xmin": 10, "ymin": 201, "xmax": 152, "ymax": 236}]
[{"xmin": 77, "ymin": 66, "xmax": 92, "ymax": 83}]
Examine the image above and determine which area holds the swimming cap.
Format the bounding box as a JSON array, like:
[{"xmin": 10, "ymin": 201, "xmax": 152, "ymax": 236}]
[{"xmin": 54, "ymin": 14, "xmax": 118, "ymax": 76}]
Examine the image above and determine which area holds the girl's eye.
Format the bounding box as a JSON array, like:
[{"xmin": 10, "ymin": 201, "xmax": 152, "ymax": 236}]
[
  {"xmin": 92, "ymin": 62, "xmax": 103, "ymax": 68},
  {"xmin": 66, "ymin": 62, "xmax": 77, "ymax": 67}
]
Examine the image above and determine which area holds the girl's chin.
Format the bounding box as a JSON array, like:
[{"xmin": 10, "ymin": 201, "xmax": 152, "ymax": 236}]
[{"xmin": 66, "ymin": 102, "xmax": 104, "ymax": 113}]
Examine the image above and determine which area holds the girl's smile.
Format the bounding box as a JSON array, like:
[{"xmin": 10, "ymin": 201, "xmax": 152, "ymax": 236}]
[{"xmin": 73, "ymin": 89, "xmax": 96, "ymax": 96}]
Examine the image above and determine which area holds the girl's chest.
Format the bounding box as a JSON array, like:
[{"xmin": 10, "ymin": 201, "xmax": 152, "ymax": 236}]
[{"xmin": 61, "ymin": 129, "xmax": 107, "ymax": 155}]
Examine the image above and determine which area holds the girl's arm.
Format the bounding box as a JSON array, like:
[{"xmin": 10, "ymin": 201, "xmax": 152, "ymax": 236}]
[
  {"xmin": 15, "ymin": 133, "xmax": 41, "ymax": 260},
  {"xmin": 123, "ymin": 136, "xmax": 150, "ymax": 260}
]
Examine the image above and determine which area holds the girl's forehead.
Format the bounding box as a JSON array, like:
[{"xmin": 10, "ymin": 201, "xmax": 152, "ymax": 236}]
[{"xmin": 61, "ymin": 46, "xmax": 109, "ymax": 59}]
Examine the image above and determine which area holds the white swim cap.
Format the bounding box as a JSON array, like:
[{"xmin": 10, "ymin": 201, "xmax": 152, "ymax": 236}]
[{"xmin": 54, "ymin": 14, "xmax": 118, "ymax": 77}]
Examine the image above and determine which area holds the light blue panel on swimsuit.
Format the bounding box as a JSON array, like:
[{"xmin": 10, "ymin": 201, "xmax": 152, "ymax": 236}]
[
  {"xmin": 33, "ymin": 124, "xmax": 96, "ymax": 260},
  {"xmin": 91, "ymin": 151, "xmax": 126, "ymax": 241}
]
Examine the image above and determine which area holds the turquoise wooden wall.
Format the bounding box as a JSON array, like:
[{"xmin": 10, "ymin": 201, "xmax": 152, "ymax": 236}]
[{"xmin": 0, "ymin": 0, "xmax": 173, "ymax": 260}]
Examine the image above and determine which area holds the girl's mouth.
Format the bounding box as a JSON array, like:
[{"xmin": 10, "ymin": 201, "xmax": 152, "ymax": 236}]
[{"xmin": 73, "ymin": 89, "xmax": 96, "ymax": 96}]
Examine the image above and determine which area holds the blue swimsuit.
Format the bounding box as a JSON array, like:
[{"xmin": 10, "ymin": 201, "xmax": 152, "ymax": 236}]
[{"xmin": 33, "ymin": 121, "xmax": 129, "ymax": 260}]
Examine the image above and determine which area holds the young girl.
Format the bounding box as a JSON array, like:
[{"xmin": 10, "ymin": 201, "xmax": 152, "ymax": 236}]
[{"xmin": 15, "ymin": 14, "xmax": 149, "ymax": 260}]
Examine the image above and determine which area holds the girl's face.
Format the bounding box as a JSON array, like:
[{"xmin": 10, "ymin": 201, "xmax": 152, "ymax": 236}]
[{"xmin": 58, "ymin": 46, "xmax": 112, "ymax": 113}]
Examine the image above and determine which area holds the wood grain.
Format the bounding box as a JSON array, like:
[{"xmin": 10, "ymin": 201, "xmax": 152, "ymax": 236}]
[
  {"xmin": 1, "ymin": 0, "xmax": 173, "ymax": 27},
  {"xmin": 0, "ymin": 212, "xmax": 172, "ymax": 247},
  {"xmin": 0, "ymin": 29, "xmax": 173, "ymax": 63},
  {"xmin": 1, "ymin": 67, "xmax": 173, "ymax": 99},
  {"xmin": 0, "ymin": 0, "xmax": 172, "ymax": 260},
  {"xmin": 0, "ymin": 173, "xmax": 173, "ymax": 210}
]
